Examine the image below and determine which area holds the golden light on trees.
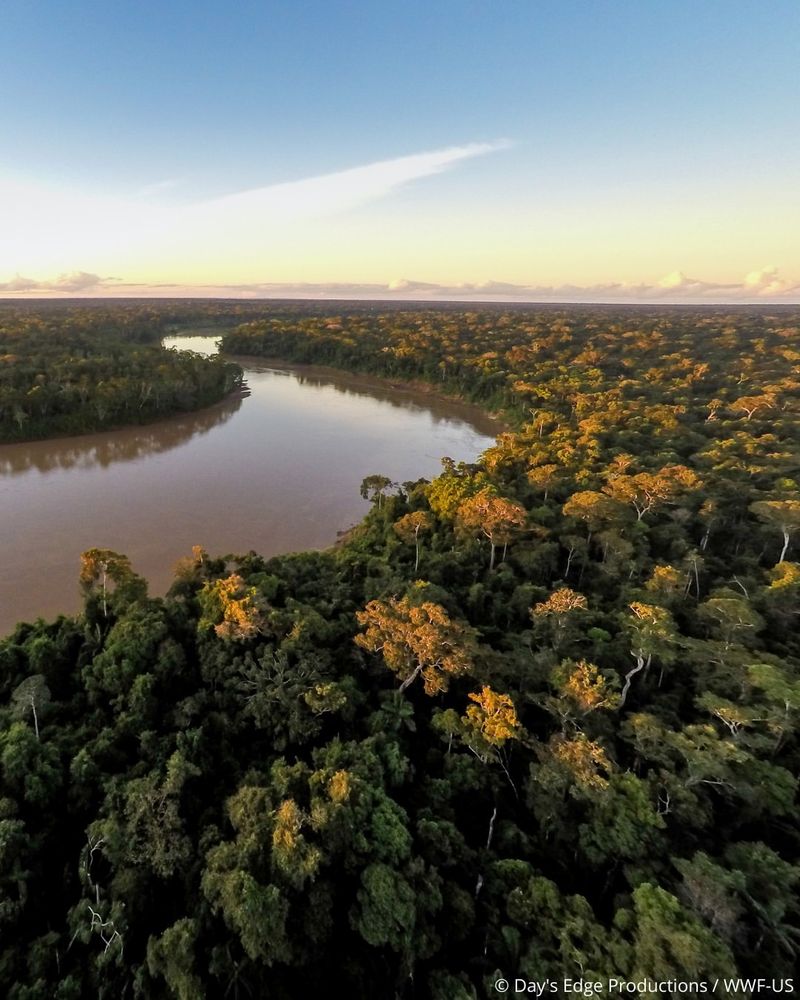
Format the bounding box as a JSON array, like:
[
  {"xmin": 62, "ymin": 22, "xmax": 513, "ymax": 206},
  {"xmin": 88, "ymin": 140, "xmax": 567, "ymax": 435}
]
[
  {"xmin": 562, "ymin": 490, "xmax": 622, "ymax": 537},
  {"xmin": 198, "ymin": 573, "xmax": 267, "ymax": 641},
  {"xmin": 768, "ymin": 561, "xmax": 800, "ymax": 589},
  {"xmin": 552, "ymin": 659, "xmax": 620, "ymax": 714},
  {"xmin": 547, "ymin": 732, "xmax": 612, "ymax": 791},
  {"xmin": 532, "ymin": 587, "xmax": 588, "ymax": 651},
  {"xmin": 602, "ymin": 465, "xmax": 700, "ymax": 521},
  {"xmin": 79, "ymin": 547, "xmax": 146, "ymax": 617},
  {"xmin": 645, "ymin": 564, "xmax": 683, "ymax": 598},
  {"xmin": 731, "ymin": 394, "xmax": 778, "ymax": 420},
  {"xmin": 526, "ymin": 463, "xmax": 561, "ymax": 501},
  {"xmin": 619, "ymin": 602, "xmax": 677, "ymax": 708},
  {"xmin": 533, "ymin": 587, "xmax": 588, "ymax": 617},
  {"xmin": 455, "ymin": 487, "xmax": 527, "ymax": 571},
  {"xmin": 354, "ymin": 593, "xmax": 477, "ymax": 695},
  {"xmin": 463, "ymin": 686, "xmax": 521, "ymax": 747}
]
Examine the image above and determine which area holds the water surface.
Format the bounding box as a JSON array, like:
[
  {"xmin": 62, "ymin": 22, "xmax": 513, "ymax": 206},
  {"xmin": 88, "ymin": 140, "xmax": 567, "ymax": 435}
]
[{"xmin": 0, "ymin": 336, "xmax": 498, "ymax": 633}]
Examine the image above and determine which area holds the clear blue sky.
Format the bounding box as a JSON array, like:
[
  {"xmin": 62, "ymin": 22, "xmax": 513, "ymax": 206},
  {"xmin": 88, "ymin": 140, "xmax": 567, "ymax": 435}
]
[{"xmin": 2, "ymin": 0, "xmax": 798, "ymax": 299}]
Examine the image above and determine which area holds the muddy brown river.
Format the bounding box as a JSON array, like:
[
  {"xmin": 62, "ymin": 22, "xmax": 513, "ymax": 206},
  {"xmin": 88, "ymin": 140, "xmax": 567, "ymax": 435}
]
[{"xmin": 0, "ymin": 336, "xmax": 499, "ymax": 634}]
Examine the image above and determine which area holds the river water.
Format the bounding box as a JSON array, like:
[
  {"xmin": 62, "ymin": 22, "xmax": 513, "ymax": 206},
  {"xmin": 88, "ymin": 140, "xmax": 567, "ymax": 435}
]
[{"xmin": 0, "ymin": 335, "xmax": 499, "ymax": 634}]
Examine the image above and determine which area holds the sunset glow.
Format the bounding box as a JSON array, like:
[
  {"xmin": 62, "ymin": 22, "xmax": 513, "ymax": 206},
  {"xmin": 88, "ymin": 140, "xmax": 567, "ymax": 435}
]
[{"xmin": 2, "ymin": 1, "xmax": 798, "ymax": 301}]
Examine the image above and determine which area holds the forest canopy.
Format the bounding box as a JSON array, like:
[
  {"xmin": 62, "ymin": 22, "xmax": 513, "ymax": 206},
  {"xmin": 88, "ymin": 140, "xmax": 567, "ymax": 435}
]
[
  {"xmin": 0, "ymin": 303, "xmax": 243, "ymax": 441},
  {"xmin": 1, "ymin": 301, "xmax": 799, "ymax": 998}
]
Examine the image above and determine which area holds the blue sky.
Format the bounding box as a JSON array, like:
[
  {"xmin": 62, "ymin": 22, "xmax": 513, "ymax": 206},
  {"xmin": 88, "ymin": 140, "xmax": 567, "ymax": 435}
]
[{"xmin": 2, "ymin": 0, "xmax": 798, "ymax": 299}]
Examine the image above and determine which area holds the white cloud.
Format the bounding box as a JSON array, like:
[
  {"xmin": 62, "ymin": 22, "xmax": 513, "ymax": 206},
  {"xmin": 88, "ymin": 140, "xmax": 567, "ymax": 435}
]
[
  {"xmin": 5, "ymin": 267, "xmax": 797, "ymax": 302},
  {"xmin": 190, "ymin": 143, "xmax": 507, "ymax": 223},
  {"xmin": 0, "ymin": 142, "xmax": 507, "ymax": 275},
  {"xmin": 0, "ymin": 271, "xmax": 115, "ymax": 293}
]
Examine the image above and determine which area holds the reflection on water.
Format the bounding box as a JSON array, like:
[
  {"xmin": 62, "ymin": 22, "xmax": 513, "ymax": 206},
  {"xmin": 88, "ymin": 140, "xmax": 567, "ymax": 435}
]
[
  {"xmin": 1, "ymin": 337, "xmax": 499, "ymax": 634},
  {"xmin": 239, "ymin": 363, "xmax": 501, "ymax": 437},
  {"xmin": 0, "ymin": 394, "xmax": 243, "ymax": 475}
]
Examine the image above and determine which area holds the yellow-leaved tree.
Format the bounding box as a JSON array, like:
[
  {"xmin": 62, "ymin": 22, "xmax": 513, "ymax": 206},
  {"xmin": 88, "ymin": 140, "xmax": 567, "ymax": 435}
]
[
  {"xmin": 355, "ymin": 592, "xmax": 477, "ymax": 694},
  {"xmin": 531, "ymin": 587, "xmax": 588, "ymax": 652},
  {"xmin": 79, "ymin": 548, "xmax": 147, "ymax": 617},
  {"xmin": 463, "ymin": 686, "xmax": 521, "ymax": 748},
  {"xmin": 198, "ymin": 574, "xmax": 267, "ymax": 641},
  {"xmin": 456, "ymin": 487, "xmax": 527, "ymax": 571}
]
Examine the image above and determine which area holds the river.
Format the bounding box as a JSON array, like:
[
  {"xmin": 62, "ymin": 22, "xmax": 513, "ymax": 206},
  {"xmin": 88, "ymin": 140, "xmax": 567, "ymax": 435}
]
[{"xmin": 0, "ymin": 335, "xmax": 499, "ymax": 635}]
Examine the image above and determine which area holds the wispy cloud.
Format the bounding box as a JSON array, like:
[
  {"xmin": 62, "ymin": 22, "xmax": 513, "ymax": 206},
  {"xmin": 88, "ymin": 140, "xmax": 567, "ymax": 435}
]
[
  {"xmin": 189, "ymin": 142, "xmax": 508, "ymax": 222},
  {"xmin": 0, "ymin": 142, "xmax": 508, "ymax": 274},
  {"xmin": 0, "ymin": 271, "xmax": 118, "ymax": 293},
  {"xmin": 4, "ymin": 267, "xmax": 797, "ymax": 302}
]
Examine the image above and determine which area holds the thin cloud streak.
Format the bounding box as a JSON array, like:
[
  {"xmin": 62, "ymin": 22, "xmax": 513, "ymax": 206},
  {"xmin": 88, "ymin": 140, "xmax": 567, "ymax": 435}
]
[
  {"xmin": 190, "ymin": 142, "xmax": 509, "ymax": 221},
  {"xmin": 0, "ymin": 142, "xmax": 508, "ymax": 273}
]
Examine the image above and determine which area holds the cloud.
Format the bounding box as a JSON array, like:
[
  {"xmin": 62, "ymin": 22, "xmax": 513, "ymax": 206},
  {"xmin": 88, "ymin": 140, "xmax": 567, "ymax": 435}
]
[
  {"xmin": 0, "ymin": 271, "xmax": 116, "ymax": 293},
  {"xmin": 190, "ymin": 142, "xmax": 508, "ymax": 224},
  {"xmin": 0, "ymin": 142, "xmax": 508, "ymax": 274},
  {"xmin": 4, "ymin": 267, "xmax": 797, "ymax": 303}
]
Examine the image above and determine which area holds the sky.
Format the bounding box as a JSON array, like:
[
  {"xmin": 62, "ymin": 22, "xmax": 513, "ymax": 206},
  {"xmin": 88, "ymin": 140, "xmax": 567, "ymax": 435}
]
[{"xmin": 1, "ymin": 0, "xmax": 799, "ymax": 302}]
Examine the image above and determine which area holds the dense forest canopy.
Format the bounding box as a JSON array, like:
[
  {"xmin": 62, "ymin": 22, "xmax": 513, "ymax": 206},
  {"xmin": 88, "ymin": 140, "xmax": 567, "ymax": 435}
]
[
  {"xmin": 1, "ymin": 301, "xmax": 799, "ymax": 998},
  {"xmin": 0, "ymin": 304, "xmax": 243, "ymax": 441}
]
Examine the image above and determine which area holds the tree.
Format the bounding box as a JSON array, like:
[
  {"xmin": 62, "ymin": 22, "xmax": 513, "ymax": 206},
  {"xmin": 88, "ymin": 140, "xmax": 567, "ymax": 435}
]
[
  {"xmin": 147, "ymin": 918, "xmax": 203, "ymax": 1000},
  {"xmin": 79, "ymin": 548, "xmax": 147, "ymax": 616},
  {"xmin": 550, "ymin": 659, "xmax": 620, "ymax": 715},
  {"xmin": 543, "ymin": 732, "xmax": 612, "ymax": 792},
  {"xmin": 531, "ymin": 588, "xmax": 588, "ymax": 652},
  {"xmin": 456, "ymin": 488, "xmax": 527, "ymax": 571},
  {"xmin": 619, "ymin": 602, "xmax": 676, "ymax": 707},
  {"xmin": 698, "ymin": 591, "xmax": 763, "ymax": 649},
  {"xmin": 602, "ymin": 465, "xmax": 700, "ymax": 521},
  {"xmin": 624, "ymin": 883, "xmax": 736, "ymax": 980},
  {"xmin": 562, "ymin": 490, "xmax": 623, "ymax": 541},
  {"xmin": 644, "ymin": 564, "xmax": 683, "ymax": 602},
  {"xmin": 355, "ymin": 592, "xmax": 477, "ymax": 694},
  {"xmin": 526, "ymin": 463, "xmax": 561, "ymax": 501},
  {"xmin": 750, "ymin": 499, "xmax": 800, "ymax": 563},
  {"xmin": 10, "ymin": 675, "xmax": 50, "ymax": 740},
  {"xmin": 360, "ymin": 474, "xmax": 394, "ymax": 509},
  {"xmin": 731, "ymin": 393, "xmax": 777, "ymax": 420},
  {"xmin": 463, "ymin": 686, "xmax": 521, "ymax": 748},
  {"xmin": 198, "ymin": 573, "xmax": 267, "ymax": 640},
  {"xmin": 394, "ymin": 511, "xmax": 433, "ymax": 572}
]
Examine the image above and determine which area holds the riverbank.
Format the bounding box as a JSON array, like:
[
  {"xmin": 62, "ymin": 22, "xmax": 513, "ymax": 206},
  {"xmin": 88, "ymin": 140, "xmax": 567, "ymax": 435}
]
[
  {"xmin": 222, "ymin": 352, "xmax": 508, "ymax": 437},
  {"xmin": 0, "ymin": 354, "xmax": 496, "ymax": 634},
  {"xmin": 0, "ymin": 382, "xmax": 250, "ymax": 448}
]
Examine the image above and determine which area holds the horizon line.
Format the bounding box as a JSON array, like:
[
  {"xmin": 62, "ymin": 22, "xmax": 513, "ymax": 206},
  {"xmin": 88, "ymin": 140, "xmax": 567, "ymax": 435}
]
[{"xmin": 1, "ymin": 295, "xmax": 798, "ymax": 308}]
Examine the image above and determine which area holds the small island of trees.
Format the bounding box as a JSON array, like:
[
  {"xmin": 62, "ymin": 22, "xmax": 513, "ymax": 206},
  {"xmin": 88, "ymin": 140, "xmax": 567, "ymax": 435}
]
[{"xmin": 0, "ymin": 302, "xmax": 244, "ymax": 441}]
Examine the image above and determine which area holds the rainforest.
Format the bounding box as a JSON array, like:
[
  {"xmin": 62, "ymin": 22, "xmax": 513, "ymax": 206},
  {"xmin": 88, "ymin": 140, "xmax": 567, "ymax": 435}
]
[
  {"xmin": 1, "ymin": 301, "xmax": 799, "ymax": 999},
  {"xmin": 0, "ymin": 304, "xmax": 244, "ymax": 442}
]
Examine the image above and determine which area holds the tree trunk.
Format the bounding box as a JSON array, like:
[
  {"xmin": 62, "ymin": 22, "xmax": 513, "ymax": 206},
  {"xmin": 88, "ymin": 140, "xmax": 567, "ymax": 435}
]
[
  {"xmin": 399, "ymin": 663, "xmax": 423, "ymax": 693},
  {"xmin": 489, "ymin": 542, "xmax": 496, "ymax": 572},
  {"xmin": 619, "ymin": 653, "xmax": 646, "ymax": 709},
  {"xmin": 474, "ymin": 806, "xmax": 498, "ymax": 899},
  {"xmin": 779, "ymin": 528, "xmax": 790, "ymax": 563}
]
